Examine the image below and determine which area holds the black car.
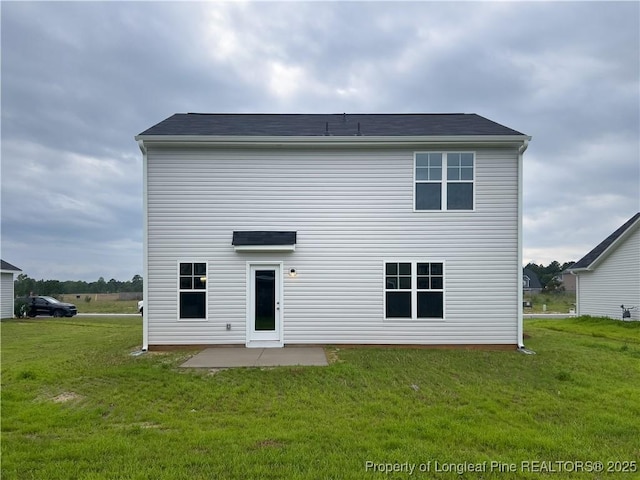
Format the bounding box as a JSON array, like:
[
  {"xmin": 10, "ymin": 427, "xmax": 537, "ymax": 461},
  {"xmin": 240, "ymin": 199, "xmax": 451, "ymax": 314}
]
[{"xmin": 18, "ymin": 296, "xmax": 78, "ymax": 318}]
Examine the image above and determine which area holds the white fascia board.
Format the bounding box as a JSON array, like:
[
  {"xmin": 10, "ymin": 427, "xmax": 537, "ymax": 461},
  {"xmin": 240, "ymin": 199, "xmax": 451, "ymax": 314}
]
[
  {"xmin": 135, "ymin": 134, "xmax": 531, "ymax": 148},
  {"xmin": 567, "ymin": 267, "xmax": 590, "ymax": 274},
  {"xmin": 234, "ymin": 245, "xmax": 296, "ymax": 252}
]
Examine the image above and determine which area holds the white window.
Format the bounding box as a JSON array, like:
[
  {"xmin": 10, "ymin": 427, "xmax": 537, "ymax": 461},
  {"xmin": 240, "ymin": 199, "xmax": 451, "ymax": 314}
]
[
  {"xmin": 385, "ymin": 262, "xmax": 412, "ymax": 318},
  {"xmin": 415, "ymin": 152, "xmax": 474, "ymax": 211},
  {"xmin": 384, "ymin": 261, "xmax": 445, "ymax": 319},
  {"xmin": 416, "ymin": 262, "xmax": 444, "ymax": 318},
  {"xmin": 178, "ymin": 262, "xmax": 207, "ymax": 320}
]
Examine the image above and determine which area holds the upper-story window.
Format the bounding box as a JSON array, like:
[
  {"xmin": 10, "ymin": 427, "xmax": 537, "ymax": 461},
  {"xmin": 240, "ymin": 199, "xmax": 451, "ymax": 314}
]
[{"xmin": 415, "ymin": 152, "xmax": 474, "ymax": 211}]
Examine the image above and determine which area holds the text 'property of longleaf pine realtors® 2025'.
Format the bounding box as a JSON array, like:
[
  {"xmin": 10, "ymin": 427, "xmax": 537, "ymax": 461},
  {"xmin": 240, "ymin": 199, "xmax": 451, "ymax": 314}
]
[{"xmin": 364, "ymin": 460, "xmax": 637, "ymax": 475}]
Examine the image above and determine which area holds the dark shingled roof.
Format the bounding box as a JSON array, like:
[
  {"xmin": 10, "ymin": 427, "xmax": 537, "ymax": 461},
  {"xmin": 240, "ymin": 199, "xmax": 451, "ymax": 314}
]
[
  {"xmin": 1, "ymin": 260, "xmax": 21, "ymax": 271},
  {"xmin": 138, "ymin": 113, "xmax": 526, "ymax": 137},
  {"xmin": 523, "ymin": 268, "xmax": 542, "ymax": 289},
  {"xmin": 571, "ymin": 212, "xmax": 640, "ymax": 270},
  {"xmin": 232, "ymin": 231, "xmax": 297, "ymax": 246}
]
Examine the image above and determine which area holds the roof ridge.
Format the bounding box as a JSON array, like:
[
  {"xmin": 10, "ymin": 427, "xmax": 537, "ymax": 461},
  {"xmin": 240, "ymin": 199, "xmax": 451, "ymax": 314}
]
[{"xmin": 183, "ymin": 112, "xmax": 470, "ymax": 116}]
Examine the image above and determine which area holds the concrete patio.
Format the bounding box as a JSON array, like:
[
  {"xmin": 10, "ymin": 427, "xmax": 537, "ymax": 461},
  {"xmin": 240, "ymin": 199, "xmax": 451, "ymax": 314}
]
[{"xmin": 180, "ymin": 346, "xmax": 328, "ymax": 368}]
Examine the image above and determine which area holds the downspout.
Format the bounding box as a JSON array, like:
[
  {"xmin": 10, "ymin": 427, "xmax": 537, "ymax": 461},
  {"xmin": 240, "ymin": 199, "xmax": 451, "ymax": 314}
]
[
  {"xmin": 574, "ymin": 273, "xmax": 580, "ymax": 316},
  {"xmin": 138, "ymin": 140, "xmax": 149, "ymax": 351},
  {"xmin": 516, "ymin": 139, "xmax": 529, "ymax": 349}
]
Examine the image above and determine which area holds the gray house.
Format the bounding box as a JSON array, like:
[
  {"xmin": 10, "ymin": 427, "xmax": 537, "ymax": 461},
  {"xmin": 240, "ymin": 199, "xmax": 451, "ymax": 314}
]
[
  {"xmin": 136, "ymin": 113, "xmax": 530, "ymax": 349},
  {"xmin": 1, "ymin": 260, "xmax": 22, "ymax": 318},
  {"xmin": 523, "ymin": 268, "xmax": 542, "ymax": 294},
  {"xmin": 569, "ymin": 212, "xmax": 640, "ymax": 320}
]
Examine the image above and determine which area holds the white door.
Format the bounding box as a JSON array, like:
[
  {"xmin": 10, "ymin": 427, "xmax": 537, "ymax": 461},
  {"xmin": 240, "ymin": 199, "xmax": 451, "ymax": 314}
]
[{"xmin": 247, "ymin": 264, "xmax": 283, "ymax": 347}]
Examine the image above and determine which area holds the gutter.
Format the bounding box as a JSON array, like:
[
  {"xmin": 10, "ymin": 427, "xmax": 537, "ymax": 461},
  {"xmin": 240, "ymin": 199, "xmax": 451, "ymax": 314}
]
[{"xmin": 134, "ymin": 134, "xmax": 532, "ymax": 149}]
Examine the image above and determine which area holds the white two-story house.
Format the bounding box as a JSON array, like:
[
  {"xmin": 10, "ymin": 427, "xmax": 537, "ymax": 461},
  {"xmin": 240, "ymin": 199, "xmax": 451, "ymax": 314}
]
[{"xmin": 136, "ymin": 113, "xmax": 530, "ymax": 349}]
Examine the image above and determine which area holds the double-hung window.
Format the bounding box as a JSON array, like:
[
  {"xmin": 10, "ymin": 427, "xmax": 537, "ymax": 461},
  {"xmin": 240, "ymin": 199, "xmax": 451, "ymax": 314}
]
[
  {"xmin": 415, "ymin": 152, "xmax": 474, "ymax": 210},
  {"xmin": 385, "ymin": 262, "xmax": 412, "ymax": 318},
  {"xmin": 179, "ymin": 262, "xmax": 207, "ymax": 319},
  {"xmin": 384, "ymin": 261, "xmax": 444, "ymax": 319},
  {"xmin": 416, "ymin": 262, "xmax": 444, "ymax": 318}
]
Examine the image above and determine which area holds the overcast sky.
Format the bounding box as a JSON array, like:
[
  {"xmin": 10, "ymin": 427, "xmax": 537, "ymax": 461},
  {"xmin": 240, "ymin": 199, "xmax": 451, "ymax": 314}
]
[{"xmin": 1, "ymin": 1, "xmax": 639, "ymax": 282}]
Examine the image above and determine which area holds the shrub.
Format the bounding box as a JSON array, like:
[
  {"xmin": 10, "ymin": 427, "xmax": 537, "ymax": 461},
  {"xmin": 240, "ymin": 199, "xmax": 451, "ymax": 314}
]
[{"xmin": 13, "ymin": 298, "xmax": 29, "ymax": 318}]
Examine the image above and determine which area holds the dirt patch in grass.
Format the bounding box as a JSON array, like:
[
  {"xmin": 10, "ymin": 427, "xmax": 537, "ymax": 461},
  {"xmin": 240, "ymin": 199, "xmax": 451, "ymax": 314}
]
[
  {"xmin": 325, "ymin": 347, "xmax": 342, "ymax": 364},
  {"xmin": 252, "ymin": 439, "xmax": 286, "ymax": 449}
]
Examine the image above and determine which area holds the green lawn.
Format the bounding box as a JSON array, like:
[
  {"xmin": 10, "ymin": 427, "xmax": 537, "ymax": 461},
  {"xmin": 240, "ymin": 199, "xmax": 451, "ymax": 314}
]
[
  {"xmin": 76, "ymin": 299, "xmax": 140, "ymax": 314},
  {"xmin": 1, "ymin": 316, "xmax": 639, "ymax": 479}
]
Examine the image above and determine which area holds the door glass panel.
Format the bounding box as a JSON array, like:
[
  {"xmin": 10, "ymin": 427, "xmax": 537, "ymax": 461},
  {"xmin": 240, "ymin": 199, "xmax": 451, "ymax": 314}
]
[{"xmin": 255, "ymin": 270, "xmax": 275, "ymax": 331}]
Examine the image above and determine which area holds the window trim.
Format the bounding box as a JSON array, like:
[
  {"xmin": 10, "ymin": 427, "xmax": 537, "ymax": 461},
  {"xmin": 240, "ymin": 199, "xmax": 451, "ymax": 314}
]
[
  {"xmin": 383, "ymin": 260, "xmax": 446, "ymax": 320},
  {"xmin": 177, "ymin": 260, "xmax": 208, "ymax": 322},
  {"xmin": 413, "ymin": 151, "xmax": 476, "ymax": 212}
]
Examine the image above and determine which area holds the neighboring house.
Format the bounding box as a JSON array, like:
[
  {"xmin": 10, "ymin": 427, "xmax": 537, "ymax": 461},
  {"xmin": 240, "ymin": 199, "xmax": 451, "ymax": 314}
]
[
  {"xmin": 522, "ymin": 268, "xmax": 542, "ymax": 294},
  {"xmin": 555, "ymin": 269, "xmax": 577, "ymax": 293},
  {"xmin": 136, "ymin": 113, "xmax": 530, "ymax": 349},
  {"xmin": 569, "ymin": 212, "xmax": 640, "ymax": 320},
  {"xmin": 1, "ymin": 260, "xmax": 22, "ymax": 318}
]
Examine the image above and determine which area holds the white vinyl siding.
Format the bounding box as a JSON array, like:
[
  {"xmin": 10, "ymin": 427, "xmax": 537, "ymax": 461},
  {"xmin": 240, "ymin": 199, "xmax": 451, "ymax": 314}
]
[
  {"xmin": 1, "ymin": 272, "xmax": 16, "ymax": 318},
  {"xmin": 145, "ymin": 145, "xmax": 520, "ymax": 346},
  {"xmin": 576, "ymin": 225, "xmax": 640, "ymax": 320}
]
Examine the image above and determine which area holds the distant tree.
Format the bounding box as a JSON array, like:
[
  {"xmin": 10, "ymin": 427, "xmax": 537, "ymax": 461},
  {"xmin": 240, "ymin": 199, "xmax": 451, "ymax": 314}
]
[
  {"xmin": 14, "ymin": 274, "xmax": 35, "ymax": 297},
  {"xmin": 96, "ymin": 277, "xmax": 107, "ymax": 293},
  {"xmin": 107, "ymin": 278, "xmax": 119, "ymax": 293},
  {"xmin": 15, "ymin": 273, "xmax": 144, "ymax": 296},
  {"xmin": 131, "ymin": 274, "xmax": 143, "ymax": 292}
]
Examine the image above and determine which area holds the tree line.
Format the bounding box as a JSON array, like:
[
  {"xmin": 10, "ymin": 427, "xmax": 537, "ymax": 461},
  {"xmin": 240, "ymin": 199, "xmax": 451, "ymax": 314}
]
[
  {"xmin": 524, "ymin": 260, "xmax": 575, "ymax": 292},
  {"xmin": 14, "ymin": 274, "xmax": 143, "ymax": 298}
]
